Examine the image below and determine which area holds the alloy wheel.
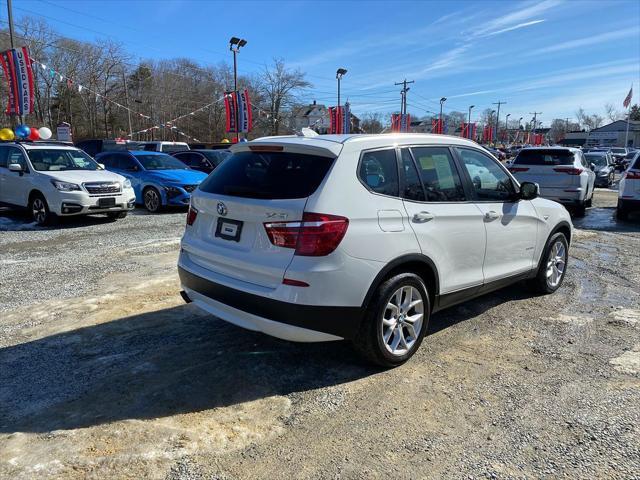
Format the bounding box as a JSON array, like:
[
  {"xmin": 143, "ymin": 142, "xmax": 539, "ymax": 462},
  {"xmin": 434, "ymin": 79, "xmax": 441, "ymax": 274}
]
[
  {"xmin": 381, "ymin": 286, "xmax": 424, "ymax": 356},
  {"xmin": 32, "ymin": 198, "xmax": 47, "ymax": 224},
  {"xmin": 546, "ymin": 241, "xmax": 566, "ymax": 288},
  {"xmin": 144, "ymin": 189, "xmax": 160, "ymax": 212}
]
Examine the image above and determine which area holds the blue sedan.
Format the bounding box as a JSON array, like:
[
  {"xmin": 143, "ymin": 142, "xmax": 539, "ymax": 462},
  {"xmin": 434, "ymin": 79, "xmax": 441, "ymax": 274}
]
[{"xmin": 95, "ymin": 150, "xmax": 208, "ymax": 212}]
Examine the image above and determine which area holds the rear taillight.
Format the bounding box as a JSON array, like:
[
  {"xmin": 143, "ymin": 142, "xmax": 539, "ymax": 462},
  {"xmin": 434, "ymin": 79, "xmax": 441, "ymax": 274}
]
[
  {"xmin": 553, "ymin": 167, "xmax": 583, "ymax": 175},
  {"xmin": 264, "ymin": 212, "xmax": 349, "ymax": 257},
  {"xmin": 624, "ymin": 171, "xmax": 640, "ymax": 179},
  {"xmin": 508, "ymin": 167, "xmax": 529, "ymax": 173},
  {"xmin": 186, "ymin": 205, "xmax": 198, "ymax": 226}
]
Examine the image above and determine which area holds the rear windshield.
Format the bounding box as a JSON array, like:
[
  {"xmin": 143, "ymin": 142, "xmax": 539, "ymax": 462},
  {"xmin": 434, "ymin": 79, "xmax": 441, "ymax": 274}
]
[
  {"xmin": 585, "ymin": 154, "xmax": 608, "ymax": 166},
  {"xmin": 513, "ymin": 149, "xmax": 575, "ymax": 166},
  {"xmin": 161, "ymin": 144, "xmax": 189, "ymax": 153},
  {"xmin": 611, "ymin": 148, "xmax": 626, "ymax": 154},
  {"xmin": 199, "ymin": 151, "xmax": 334, "ymax": 199}
]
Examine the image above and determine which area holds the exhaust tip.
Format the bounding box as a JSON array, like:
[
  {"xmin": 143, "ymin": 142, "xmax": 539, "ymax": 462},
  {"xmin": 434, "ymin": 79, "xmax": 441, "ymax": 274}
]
[{"xmin": 180, "ymin": 290, "xmax": 192, "ymax": 303}]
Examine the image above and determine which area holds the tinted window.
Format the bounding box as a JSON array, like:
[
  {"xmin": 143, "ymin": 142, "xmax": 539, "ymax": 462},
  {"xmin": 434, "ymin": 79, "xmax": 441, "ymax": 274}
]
[
  {"xmin": 359, "ymin": 149, "xmax": 399, "ymax": 196},
  {"xmin": 457, "ymin": 148, "xmax": 515, "ymax": 201},
  {"xmin": 135, "ymin": 154, "xmax": 188, "ymax": 170},
  {"xmin": 514, "ymin": 149, "xmax": 575, "ymax": 165},
  {"xmin": 411, "ymin": 147, "xmax": 465, "ymax": 201},
  {"xmin": 116, "ymin": 154, "xmax": 138, "ymax": 171},
  {"xmin": 0, "ymin": 147, "xmax": 8, "ymax": 168},
  {"xmin": 76, "ymin": 140, "xmax": 99, "ymax": 157},
  {"xmin": 161, "ymin": 144, "xmax": 189, "ymax": 153},
  {"xmin": 633, "ymin": 156, "xmax": 640, "ymax": 170},
  {"xmin": 400, "ymin": 149, "xmax": 425, "ymax": 201},
  {"xmin": 199, "ymin": 151, "xmax": 335, "ymax": 199},
  {"xmin": 98, "ymin": 154, "xmax": 115, "ymax": 168},
  {"xmin": 202, "ymin": 150, "xmax": 231, "ymax": 166}
]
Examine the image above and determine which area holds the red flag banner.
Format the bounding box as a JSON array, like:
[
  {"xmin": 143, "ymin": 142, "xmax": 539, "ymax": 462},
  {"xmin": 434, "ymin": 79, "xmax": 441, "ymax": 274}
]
[
  {"xmin": 391, "ymin": 113, "xmax": 410, "ymax": 132},
  {"xmin": 329, "ymin": 106, "xmax": 344, "ymax": 134},
  {"xmin": 0, "ymin": 46, "xmax": 35, "ymax": 115},
  {"xmin": 224, "ymin": 92, "xmax": 237, "ymax": 133},
  {"xmin": 482, "ymin": 125, "xmax": 494, "ymax": 143},
  {"xmin": 623, "ymin": 86, "xmax": 633, "ymax": 108},
  {"xmin": 432, "ymin": 118, "xmax": 444, "ymax": 134}
]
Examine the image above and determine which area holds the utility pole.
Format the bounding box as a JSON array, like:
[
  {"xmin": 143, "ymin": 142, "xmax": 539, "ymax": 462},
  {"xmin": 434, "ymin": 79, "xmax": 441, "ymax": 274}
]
[
  {"xmin": 122, "ymin": 67, "xmax": 133, "ymax": 138},
  {"xmin": 6, "ymin": 0, "xmax": 23, "ymax": 126},
  {"xmin": 505, "ymin": 113, "xmax": 511, "ymax": 143},
  {"xmin": 336, "ymin": 68, "xmax": 347, "ymax": 110},
  {"xmin": 394, "ymin": 79, "xmax": 414, "ymax": 132},
  {"xmin": 492, "ymin": 101, "xmax": 506, "ymax": 146},
  {"xmin": 468, "ymin": 105, "xmax": 475, "ymax": 139},
  {"xmin": 439, "ymin": 97, "xmax": 447, "ymax": 134}
]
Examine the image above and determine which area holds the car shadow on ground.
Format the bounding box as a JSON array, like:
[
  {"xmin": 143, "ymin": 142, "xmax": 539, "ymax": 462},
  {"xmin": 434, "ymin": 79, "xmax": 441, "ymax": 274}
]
[
  {"xmin": 572, "ymin": 207, "xmax": 640, "ymax": 233},
  {"xmin": 0, "ymin": 285, "xmax": 533, "ymax": 434},
  {"xmin": 0, "ymin": 208, "xmax": 119, "ymax": 231}
]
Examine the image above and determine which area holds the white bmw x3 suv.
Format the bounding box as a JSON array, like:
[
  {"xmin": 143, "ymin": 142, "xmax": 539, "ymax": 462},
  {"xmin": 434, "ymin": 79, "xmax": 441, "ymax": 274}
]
[
  {"xmin": 178, "ymin": 134, "xmax": 572, "ymax": 367},
  {"xmin": 0, "ymin": 141, "xmax": 136, "ymax": 225}
]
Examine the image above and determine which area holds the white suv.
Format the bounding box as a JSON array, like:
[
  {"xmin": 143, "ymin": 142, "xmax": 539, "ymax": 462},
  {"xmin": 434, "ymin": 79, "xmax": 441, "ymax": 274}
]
[
  {"xmin": 508, "ymin": 147, "xmax": 595, "ymax": 216},
  {"xmin": 178, "ymin": 134, "xmax": 572, "ymax": 367},
  {"xmin": 617, "ymin": 151, "xmax": 640, "ymax": 220},
  {"xmin": 0, "ymin": 141, "xmax": 136, "ymax": 225}
]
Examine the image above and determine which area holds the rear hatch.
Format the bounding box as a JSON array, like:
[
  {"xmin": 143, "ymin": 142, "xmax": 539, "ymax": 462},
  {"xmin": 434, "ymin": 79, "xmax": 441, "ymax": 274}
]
[
  {"xmin": 183, "ymin": 141, "xmax": 340, "ymax": 289},
  {"xmin": 509, "ymin": 149, "xmax": 581, "ymax": 190}
]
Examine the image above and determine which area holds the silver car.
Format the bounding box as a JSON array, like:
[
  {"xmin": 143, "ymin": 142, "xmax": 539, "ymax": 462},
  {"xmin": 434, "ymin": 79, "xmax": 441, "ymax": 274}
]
[{"xmin": 508, "ymin": 147, "xmax": 595, "ymax": 216}]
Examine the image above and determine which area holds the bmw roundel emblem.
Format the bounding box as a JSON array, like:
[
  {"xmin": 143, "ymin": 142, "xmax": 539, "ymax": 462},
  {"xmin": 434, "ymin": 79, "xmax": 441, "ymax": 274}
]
[{"xmin": 217, "ymin": 202, "xmax": 227, "ymax": 216}]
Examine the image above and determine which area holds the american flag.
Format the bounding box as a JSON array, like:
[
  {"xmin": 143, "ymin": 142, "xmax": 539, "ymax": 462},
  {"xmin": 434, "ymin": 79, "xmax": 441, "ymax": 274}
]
[{"xmin": 623, "ymin": 86, "xmax": 633, "ymax": 108}]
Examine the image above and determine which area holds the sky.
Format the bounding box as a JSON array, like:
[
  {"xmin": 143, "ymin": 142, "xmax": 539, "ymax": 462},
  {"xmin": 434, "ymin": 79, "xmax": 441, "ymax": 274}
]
[{"xmin": 8, "ymin": 0, "xmax": 640, "ymax": 126}]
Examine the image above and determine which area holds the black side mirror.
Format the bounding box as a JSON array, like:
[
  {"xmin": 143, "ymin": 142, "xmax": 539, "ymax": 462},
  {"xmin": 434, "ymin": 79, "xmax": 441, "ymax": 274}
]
[
  {"xmin": 590, "ymin": 163, "xmax": 595, "ymax": 171},
  {"xmin": 520, "ymin": 181, "xmax": 539, "ymax": 200}
]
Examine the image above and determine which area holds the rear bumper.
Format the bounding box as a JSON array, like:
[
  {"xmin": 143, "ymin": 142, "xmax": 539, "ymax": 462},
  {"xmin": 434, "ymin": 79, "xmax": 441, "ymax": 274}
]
[
  {"xmin": 178, "ymin": 266, "xmax": 363, "ymax": 341},
  {"xmin": 538, "ymin": 187, "xmax": 585, "ymax": 204}
]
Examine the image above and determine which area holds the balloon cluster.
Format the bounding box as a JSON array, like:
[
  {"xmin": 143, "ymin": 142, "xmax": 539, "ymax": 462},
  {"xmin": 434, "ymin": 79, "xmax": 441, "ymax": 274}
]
[{"xmin": 0, "ymin": 125, "xmax": 53, "ymax": 141}]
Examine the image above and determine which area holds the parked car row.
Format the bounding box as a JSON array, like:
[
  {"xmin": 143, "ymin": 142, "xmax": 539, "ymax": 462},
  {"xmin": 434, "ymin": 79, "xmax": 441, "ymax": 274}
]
[
  {"xmin": 507, "ymin": 146, "xmax": 640, "ymax": 219},
  {"xmin": 0, "ymin": 139, "xmax": 231, "ymax": 224}
]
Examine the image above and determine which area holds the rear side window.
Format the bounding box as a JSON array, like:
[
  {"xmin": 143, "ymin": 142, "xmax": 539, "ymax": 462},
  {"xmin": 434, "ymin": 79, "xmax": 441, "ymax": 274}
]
[
  {"xmin": 359, "ymin": 149, "xmax": 399, "ymax": 196},
  {"xmin": 0, "ymin": 147, "xmax": 8, "ymax": 168},
  {"xmin": 411, "ymin": 147, "xmax": 465, "ymax": 201},
  {"xmin": 514, "ymin": 149, "xmax": 575, "ymax": 165},
  {"xmin": 199, "ymin": 151, "xmax": 335, "ymax": 199},
  {"xmin": 634, "ymin": 156, "xmax": 640, "ymax": 170}
]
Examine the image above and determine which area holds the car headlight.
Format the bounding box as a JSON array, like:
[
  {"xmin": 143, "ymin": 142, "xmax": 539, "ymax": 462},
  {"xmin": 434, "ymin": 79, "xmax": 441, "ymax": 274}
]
[
  {"xmin": 123, "ymin": 178, "xmax": 132, "ymax": 188},
  {"xmin": 51, "ymin": 180, "xmax": 81, "ymax": 192}
]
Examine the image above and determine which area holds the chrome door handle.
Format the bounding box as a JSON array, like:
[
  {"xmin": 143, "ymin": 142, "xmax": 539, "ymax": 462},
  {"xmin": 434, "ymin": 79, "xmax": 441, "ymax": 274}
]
[
  {"xmin": 413, "ymin": 211, "xmax": 434, "ymax": 223},
  {"xmin": 484, "ymin": 211, "xmax": 500, "ymax": 221}
]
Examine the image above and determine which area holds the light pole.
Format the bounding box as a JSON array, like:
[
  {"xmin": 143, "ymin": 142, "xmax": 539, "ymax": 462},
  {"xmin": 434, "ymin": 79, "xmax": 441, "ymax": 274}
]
[
  {"xmin": 229, "ymin": 36, "xmax": 247, "ymax": 142},
  {"xmin": 505, "ymin": 113, "xmax": 511, "ymax": 143},
  {"xmin": 439, "ymin": 97, "xmax": 447, "ymax": 134},
  {"xmin": 517, "ymin": 117, "xmax": 523, "ymax": 144},
  {"xmin": 336, "ymin": 68, "xmax": 347, "ymax": 109},
  {"xmin": 468, "ymin": 105, "xmax": 474, "ymax": 139}
]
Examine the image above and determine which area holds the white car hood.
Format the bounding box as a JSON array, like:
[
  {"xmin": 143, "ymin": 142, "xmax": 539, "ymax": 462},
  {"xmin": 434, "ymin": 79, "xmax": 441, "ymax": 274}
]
[{"xmin": 38, "ymin": 169, "xmax": 124, "ymax": 184}]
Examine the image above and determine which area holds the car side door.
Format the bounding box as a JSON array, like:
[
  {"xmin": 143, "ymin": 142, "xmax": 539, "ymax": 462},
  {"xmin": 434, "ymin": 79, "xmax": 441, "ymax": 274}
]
[
  {"xmin": 455, "ymin": 147, "xmax": 539, "ymax": 283},
  {"xmin": 2, "ymin": 147, "xmax": 32, "ymax": 207},
  {"xmin": 399, "ymin": 146, "xmax": 486, "ymax": 297}
]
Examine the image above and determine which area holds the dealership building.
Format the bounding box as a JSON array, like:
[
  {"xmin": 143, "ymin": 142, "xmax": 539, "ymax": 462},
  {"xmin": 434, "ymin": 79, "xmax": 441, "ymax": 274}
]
[{"xmin": 584, "ymin": 119, "xmax": 640, "ymax": 148}]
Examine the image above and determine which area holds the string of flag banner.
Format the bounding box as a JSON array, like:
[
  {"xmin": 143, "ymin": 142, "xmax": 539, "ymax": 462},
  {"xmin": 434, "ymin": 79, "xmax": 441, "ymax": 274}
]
[
  {"xmin": 126, "ymin": 98, "xmax": 225, "ymax": 141},
  {"xmin": 30, "ymin": 57, "xmax": 153, "ymax": 121}
]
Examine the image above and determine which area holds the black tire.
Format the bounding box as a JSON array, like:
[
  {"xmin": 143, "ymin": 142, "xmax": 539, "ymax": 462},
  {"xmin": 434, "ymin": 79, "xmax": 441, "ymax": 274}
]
[
  {"xmin": 29, "ymin": 193, "xmax": 57, "ymax": 226},
  {"xmin": 585, "ymin": 197, "xmax": 592, "ymax": 208},
  {"xmin": 143, "ymin": 187, "xmax": 163, "ymax": 213},
  {"xmin": 353, "ymin": 273, "xmax": 430, "ymax": 368},
  {"xmin": 616, "ymin": 206, "xmax": 629, "ymax": 221},
  {"xmin": 106, "ymin": 211, "xmax": 128, "ymax": 221},
  {"xmin": 573, "ymin": 203, "xmax": 586, "ymax": 217},
  {"xmin": 527, "ymin": 232, "xmax": 569, "ymax": 294}
]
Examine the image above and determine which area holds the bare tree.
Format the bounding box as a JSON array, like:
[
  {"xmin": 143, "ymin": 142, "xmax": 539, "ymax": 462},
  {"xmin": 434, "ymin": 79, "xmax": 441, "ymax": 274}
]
[
  {"xmin": 604, "ymin": 103, "xmax": 622, "ymax": 123},
  {"xmin": 257, "ymin": 58, "xmax": 311, "ymax": 136},
  {"xmin": 360, "ymin": 112, "xmax": 384, "ymax": 133}
]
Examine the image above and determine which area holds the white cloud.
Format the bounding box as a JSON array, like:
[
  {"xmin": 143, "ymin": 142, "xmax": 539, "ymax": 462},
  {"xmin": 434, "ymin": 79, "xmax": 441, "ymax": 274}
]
[
  {"xmin": 534, "ymin": 26, "xmax": 640, "ymax": 54},
  {"xmin": 483, "ymin": 19, "xmax": 545, "ymax": 37},
  {"xmin": 474, "ymin": 0, "xmax": 561, "ymax": 36}
]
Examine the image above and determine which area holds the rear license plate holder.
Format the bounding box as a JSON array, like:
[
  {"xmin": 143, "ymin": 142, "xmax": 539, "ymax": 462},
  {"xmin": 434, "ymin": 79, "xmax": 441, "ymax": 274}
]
[
  {"xmin": 98, "ymin": 197, "xmax": 116, "ymax": 207},
  {"xmin": 215, "ymin": 217, "xmax": 243, "ymax": 242}
]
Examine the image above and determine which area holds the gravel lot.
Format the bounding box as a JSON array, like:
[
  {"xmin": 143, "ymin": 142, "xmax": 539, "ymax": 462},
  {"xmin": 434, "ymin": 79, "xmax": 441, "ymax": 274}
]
[{"xmin": 1, "ymin": 189, "xmax": 639, "ymax": 479}]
